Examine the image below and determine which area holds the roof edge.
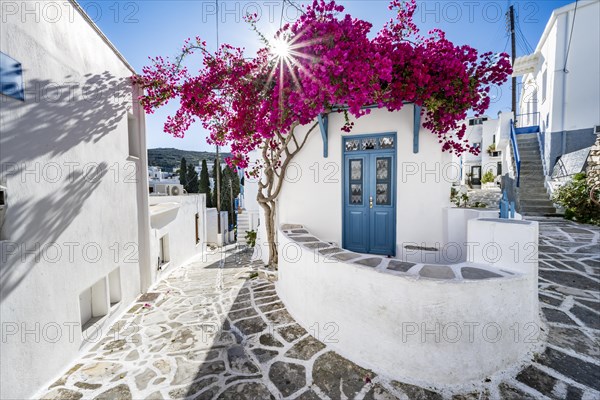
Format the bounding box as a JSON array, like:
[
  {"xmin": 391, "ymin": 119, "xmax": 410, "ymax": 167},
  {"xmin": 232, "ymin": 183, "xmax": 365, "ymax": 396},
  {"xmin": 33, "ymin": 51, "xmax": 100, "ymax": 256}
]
[
  {"xmin": 68, "ymin": 0, "xmax": 136, "ymax": 74},
  {"xmin": 535, "ymin": 0, "xmax": 599, "ymax": 53}
]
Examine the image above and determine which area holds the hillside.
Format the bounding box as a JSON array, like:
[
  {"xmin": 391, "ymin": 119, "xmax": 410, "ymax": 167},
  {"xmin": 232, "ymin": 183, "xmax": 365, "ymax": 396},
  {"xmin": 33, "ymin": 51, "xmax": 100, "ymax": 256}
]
[{"xmin": 148, "ymin": 148, "xmax": 232, "ymax": 171}]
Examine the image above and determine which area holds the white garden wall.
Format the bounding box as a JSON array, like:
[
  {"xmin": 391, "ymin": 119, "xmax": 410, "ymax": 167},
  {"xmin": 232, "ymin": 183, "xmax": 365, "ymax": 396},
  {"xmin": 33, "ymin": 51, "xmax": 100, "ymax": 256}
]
[
  {"xmin": 148, "ymin": 195, "xmax": 206, "ymax": 282},
  {"xmin": 277, "ymin": 218, "xmax": 541, "ymax": 385}
]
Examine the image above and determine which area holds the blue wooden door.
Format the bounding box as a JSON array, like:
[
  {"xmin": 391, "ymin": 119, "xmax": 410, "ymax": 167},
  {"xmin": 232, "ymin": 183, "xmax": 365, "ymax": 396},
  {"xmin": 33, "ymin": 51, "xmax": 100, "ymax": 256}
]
[
  {"xmin": 343, "ymin": 135, "xmax": 396, "ymax": 256},
  {"xmin": 343, "ymin": 155, "xmax": 369, "ymax": 253}
]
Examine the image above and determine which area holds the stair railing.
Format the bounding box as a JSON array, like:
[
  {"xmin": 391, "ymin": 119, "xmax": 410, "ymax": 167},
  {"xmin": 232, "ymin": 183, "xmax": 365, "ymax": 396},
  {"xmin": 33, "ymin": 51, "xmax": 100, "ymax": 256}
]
[
  {"xmin": 537, "ymin": 119, "xmax": 548, "ymax": 177},
  {"xmin": 515, "ymin": 112, "xmax": 540, "ymax": 128},
  {"xmin": 510, "ymin": 120, "xmax": 521, "ymax": 187}
]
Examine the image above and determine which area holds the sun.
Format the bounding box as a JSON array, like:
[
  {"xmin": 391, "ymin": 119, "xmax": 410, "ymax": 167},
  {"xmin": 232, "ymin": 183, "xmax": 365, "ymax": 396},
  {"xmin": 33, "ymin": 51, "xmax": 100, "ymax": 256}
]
[{"xmin": 271, "ymin": 38, "xmax": 291, "ymax": 59}]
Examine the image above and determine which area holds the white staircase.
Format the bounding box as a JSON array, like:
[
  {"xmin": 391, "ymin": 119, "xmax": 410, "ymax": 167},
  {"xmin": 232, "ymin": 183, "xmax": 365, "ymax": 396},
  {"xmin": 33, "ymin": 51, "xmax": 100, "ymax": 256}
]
[{"xmin": 237, "ymin": 210, "xmax": 252, "ymax": 246}]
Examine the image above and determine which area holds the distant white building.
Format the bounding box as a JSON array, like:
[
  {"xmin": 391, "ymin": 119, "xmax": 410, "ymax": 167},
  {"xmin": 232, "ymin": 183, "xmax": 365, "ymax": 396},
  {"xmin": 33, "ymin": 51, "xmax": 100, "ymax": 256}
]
[
  {"xmin": 455, "ymin": 116, "xmax": 503, "ymax": 187},
  {"xmin": 513, "ymin": 0, "xmax": 600, "ymax": 176}
]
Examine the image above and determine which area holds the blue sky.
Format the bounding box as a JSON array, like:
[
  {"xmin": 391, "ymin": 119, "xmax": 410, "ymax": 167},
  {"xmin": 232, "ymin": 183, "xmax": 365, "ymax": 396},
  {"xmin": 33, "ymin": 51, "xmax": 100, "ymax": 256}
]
[{"xmin": 80, "ymin": 0, "xmax": 574, "ymax": 151}]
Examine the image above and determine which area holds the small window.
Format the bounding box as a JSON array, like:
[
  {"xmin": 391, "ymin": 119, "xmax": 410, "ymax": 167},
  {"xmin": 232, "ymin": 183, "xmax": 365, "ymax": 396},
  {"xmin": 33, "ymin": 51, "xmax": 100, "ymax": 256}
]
[
  {"xmin": 497, "ymin": 162, "xmax": 502, "ymax": 176},
  {"xmin": 127, "ymin": 112, "xmax": 140, "ymax": 158},
  {"xmin": 79, "ymin": 278, "xmax": 108, "ymax": 332},
  {"xmin": 349, "ymin": 159, "xmax": 363, "ymax": 205},
  {"xmin": 108, "ymin": 268, "xmax": 122, "ymax": 307},
  {"xmin": 158, "ymin": 235, "xmax": 170, "ymax": 268},
  {"xmin": 542, "ymin": 69, "xmax": 548, "ymax": 103}
]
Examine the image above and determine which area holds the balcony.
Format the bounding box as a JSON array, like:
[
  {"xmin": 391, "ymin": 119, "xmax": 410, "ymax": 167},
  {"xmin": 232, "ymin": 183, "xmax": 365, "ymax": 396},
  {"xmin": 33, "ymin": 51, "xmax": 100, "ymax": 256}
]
[{"xmin": 514, "ymin": 112, "xmax": 540, "ymax": 135}]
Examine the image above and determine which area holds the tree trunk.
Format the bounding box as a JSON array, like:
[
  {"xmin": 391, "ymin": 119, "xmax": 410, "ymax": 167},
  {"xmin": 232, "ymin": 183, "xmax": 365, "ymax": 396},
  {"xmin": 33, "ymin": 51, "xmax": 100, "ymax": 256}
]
[
  {"xmin": 254, "ymin": 122, "xmax": 318, "ymax": 267},
  {"xmin": 259, "ymin": 199, "xmax": 278, "ymax": 266}
]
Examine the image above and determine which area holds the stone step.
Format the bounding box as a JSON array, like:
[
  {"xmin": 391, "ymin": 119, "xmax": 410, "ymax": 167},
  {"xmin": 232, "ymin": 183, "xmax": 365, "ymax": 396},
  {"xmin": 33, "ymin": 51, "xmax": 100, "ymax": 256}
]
[
  {"xmin": 518, "ymin": 185, "xmax": 548, "ymax": 191},
  {"xmin": 520, "ymin": 152, "xmax": 542, "ymax": 156},
  {"xmin": 520, "ymin": 197, "xmax": 553, "ymax": 203},
  {"xmin": 518, "ymin": 182, "xmax": 547, "ymax": 188},
  {"xmin": 518, "ymin": 145, "xmax": 540, "ymax": 150},
  {"xmin": 517, "ymin": 141, "xmax": 540, "ymax": 150},
  {"xmin": 520, "ymin": 198, "xmax": 554, "ymax": 207},
  {"xmin": 520, "ymin": 206, "xmax": 557, "ymax": 215}
]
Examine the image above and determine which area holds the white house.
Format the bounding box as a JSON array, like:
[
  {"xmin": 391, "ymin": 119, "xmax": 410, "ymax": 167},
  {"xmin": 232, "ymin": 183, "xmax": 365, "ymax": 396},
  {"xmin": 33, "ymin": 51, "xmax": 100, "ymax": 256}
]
[
  {"xmin": 513, "ymin": 0, "xmax": 600, "ymax": 176},
  {"xmin": 245, "ymin": 106, "xmax": 516, "ymax": 263},
  {"xmin": 455, "ymin": 115, "xmax": 504, "ymax": 188},
  {"xmin": 0, "ymin": 2, "xmax": 208, "ymax": 398}
]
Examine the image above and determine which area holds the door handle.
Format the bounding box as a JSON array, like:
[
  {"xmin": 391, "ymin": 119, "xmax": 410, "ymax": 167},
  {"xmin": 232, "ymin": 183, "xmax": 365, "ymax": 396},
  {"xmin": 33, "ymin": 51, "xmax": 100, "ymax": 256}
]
[{"xmin": 369, "ymin": 196, "xmax": 373, "ymax": 209}]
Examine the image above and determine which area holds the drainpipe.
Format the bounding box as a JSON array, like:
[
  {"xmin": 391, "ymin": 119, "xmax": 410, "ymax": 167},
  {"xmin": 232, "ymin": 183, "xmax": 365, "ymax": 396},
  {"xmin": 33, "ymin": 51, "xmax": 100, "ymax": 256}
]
[{"xmin": 560, "ymin": 10, "xmax": 571, "ymax": 157}]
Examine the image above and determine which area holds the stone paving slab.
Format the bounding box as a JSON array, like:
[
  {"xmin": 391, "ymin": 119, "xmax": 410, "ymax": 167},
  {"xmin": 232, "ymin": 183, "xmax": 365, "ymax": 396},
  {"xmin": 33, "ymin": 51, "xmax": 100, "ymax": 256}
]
[{"xmin": 37, "ymin": 218, "xmax": 600, "ymax": 400}]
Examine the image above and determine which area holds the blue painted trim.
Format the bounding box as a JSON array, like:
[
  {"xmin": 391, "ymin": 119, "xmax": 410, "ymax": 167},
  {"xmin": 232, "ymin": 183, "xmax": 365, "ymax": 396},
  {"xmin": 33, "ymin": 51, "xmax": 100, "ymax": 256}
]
[
  {"xmin": 0, "ymin": 52, "xmax": 24, "ymax": 101},
  {"xmin": 330, "ymin": 101, "xmax": 414, "ymax": 112},
  {"xmin": 509, "ymin": 120, "xmax": 521, "ymax": 188},
  {"xmin": 515, "ymin": 126, "xmax": 540, "ymax": 134},
  {"xmin": 413, "ymin": 105, "xmax": 422, "ymax": 154},
  {"xmin": 341, "ymin": 132, "xmax": 397, "ymax": 256},
  {"xmin": 318, "ymin": 113, "xmax": 328, "ymax": 158}
]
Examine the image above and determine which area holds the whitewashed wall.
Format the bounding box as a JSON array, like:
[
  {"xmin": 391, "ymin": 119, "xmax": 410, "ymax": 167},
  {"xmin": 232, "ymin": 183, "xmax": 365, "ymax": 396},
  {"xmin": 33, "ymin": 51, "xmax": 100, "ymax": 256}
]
[
  {"xmin": 518, "ymin": 0, "xmax": 600, "ymax": 170},
  {"xmin": 148, "ymin": 195, "xmax": 206, "ymax": 282},
  {"xmin": 275, "ymin": 107, "xmax": 453, "ymax": 256},
  {"xmin": 0, "ymin": 2, "xmax": 147, "ymax": 398},
  {"xmin": 277, "ymin": 218, "xmax": 541, "ymax": 384}
]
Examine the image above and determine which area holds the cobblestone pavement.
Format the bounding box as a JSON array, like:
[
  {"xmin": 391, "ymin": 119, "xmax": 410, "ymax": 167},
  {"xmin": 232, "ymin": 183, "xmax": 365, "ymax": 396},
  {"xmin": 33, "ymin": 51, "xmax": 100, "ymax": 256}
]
[{"xmin": 38, "ymin": 218, "xmax": 599, "ymax": 400}]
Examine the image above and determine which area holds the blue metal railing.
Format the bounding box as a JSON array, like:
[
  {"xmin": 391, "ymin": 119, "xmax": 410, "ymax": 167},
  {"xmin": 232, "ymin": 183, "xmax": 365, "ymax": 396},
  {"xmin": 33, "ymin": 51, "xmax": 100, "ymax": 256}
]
[
  {"xmin": 499, "ymin": 191, "xmax": 516, "ymax": 219},
  {"xmin": 510, "ymin": 120, "xmax": 521, "ymax": 187},
  {"xmin": 515, "ymin": 112, "xmax": 540, "ymax": 129}
]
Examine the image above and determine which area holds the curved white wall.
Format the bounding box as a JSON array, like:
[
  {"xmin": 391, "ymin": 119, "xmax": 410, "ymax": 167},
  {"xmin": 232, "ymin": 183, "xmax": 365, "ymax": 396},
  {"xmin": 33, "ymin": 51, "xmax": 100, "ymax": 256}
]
[{"xmin": 277, "ymin": 218, "xmax": 541, "ymax": 384}]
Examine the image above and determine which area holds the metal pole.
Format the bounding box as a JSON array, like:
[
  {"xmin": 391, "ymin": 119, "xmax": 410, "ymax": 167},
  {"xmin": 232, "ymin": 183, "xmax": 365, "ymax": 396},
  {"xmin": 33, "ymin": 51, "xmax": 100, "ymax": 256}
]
[
  {"xmin": 216, "ymin": 145, "xmax": 221, "ymax": 234},
  {"xmin": 509, "ymin": 5, "xmax": 517, "ymax": 122}
]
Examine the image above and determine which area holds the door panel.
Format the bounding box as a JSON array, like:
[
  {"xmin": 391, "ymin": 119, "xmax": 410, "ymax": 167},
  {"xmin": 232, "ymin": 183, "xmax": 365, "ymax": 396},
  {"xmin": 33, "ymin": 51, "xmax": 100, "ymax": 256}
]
[
  {"xmin": 343, "ymin": 155, "xmax": 369, "ymax": 253},
  {"xmin": 471, "ymin": 166, "xmax": 482, "ymax": 185},
  {"xmin": 369, "ymin": 155, "xmax": 395, "ymax": 255},
  {"xmin": 343, "ymin": 139, "xmax": 396, "ymax": 256}
]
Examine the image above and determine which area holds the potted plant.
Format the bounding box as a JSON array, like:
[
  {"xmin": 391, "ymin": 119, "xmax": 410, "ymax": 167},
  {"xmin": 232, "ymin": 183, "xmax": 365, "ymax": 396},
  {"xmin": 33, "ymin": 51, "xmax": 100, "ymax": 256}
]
[{"xmin": 487, "ymin": 143, "xmax": 496, "ymax": 154}]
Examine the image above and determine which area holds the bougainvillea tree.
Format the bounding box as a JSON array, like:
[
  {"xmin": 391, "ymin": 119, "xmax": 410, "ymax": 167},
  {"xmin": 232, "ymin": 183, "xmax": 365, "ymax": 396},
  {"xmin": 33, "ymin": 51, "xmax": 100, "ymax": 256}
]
[{"xmin": 133, "ymin": 0, "xmax": 512, "ymax": 266}]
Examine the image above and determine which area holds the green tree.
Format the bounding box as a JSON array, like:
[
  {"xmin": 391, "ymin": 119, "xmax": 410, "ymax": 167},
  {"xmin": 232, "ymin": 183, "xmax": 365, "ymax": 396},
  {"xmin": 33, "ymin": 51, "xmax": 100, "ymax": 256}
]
[
  {"xmin": 179, "ymin": 157, "xmax": 187, "ymax": 186},
  {"xmin": 220, "ymin": 166, "xmax": 241, "ymax": 227},
  {"xmin": 199, "ymin": 159, "xmax": 212, "ymax": 207},
  {"xmin": 186, "ymin": 165, "xmax": 199, "ymax": 193}
]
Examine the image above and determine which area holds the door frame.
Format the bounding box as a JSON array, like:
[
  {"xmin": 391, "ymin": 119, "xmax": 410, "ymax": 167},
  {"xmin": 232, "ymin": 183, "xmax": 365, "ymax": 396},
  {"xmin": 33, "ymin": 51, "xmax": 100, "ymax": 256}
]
[
  {"xmin": 341, "ymin": 132, "xmax": 397, "ymax": 256},
  {"xmin": 471, "ymin": 165, "xmax": 482, "ymax": 186}
]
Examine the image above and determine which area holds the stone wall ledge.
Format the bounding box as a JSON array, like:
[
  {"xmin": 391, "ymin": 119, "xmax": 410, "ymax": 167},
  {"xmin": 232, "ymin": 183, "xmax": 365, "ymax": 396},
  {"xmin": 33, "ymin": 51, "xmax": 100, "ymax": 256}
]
[{"xmin": 280, "ymin": 224, "xmax": 523, "ymax": 283}]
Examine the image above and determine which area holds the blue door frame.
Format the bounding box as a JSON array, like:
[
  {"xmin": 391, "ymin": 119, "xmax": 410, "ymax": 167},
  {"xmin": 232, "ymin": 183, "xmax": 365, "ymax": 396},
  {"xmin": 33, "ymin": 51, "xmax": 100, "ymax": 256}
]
[{"xmin": 342, "ymin": 133, "xmax": 397, "ymax": 256}]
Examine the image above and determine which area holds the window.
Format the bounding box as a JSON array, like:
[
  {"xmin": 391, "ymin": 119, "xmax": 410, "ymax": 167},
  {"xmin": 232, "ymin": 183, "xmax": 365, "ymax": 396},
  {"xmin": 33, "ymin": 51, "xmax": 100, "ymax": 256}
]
[
  {"xmin": 79, "ymin": 278, "xmax": 108, "ymax": 332},
  {"xmin": 127, "ymin": 112, "xmax": 141, "ymax": 158},
  {"xmin": 0, "ymin": 52, "xmax": 25, "ymax": 101},
  {"xmin": 469, "ymin": 118, "xmax": 488, "ymax": 126},
  {"xmin": 541, "ymin": 69, "xmax": 547, "ymax": 103},
  {"xmin": 108, "ymin": 268, "xmax": 122, "ymax": 307},
  {"xmin": 158, "ymin": 235, "xmax": 170, "ymax": 268},
  {"xmin": 497, "ymin": 162, "xmax": 502, "ymax": 176},
  {"xmin": 349, "ymin": 159, "xmax": 363, "ymax": 205}
]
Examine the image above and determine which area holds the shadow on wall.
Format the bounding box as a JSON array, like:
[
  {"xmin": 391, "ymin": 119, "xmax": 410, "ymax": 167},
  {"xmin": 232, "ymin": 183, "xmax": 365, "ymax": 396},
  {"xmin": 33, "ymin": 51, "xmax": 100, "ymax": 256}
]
[
  {"xmin": 0, "ymin": 71, "xmax": 130, "ymax": 302},
  {"xmin": 0, "ymin": 165, "xmax": 108, "ymax": 303},
  {"xmin": 0, "ymin": 71, "xmax": 130, "ymax": 170}
]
